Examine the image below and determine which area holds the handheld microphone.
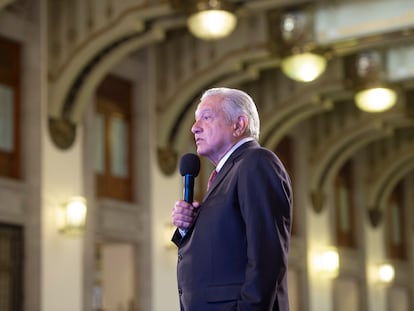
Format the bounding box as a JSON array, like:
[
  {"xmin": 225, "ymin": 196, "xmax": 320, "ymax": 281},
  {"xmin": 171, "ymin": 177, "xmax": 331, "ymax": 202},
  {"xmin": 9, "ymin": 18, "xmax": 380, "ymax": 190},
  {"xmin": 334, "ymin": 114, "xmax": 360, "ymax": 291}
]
[{"xmin": 179, "ymin": 153, "xmax": 200, "ymax": 203}]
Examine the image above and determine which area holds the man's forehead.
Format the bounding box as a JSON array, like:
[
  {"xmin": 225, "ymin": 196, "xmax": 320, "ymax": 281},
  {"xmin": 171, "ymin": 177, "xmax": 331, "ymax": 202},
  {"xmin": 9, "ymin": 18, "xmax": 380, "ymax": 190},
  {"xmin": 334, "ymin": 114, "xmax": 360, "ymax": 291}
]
[
  {"xmin": 196, "ymin": 106, "xmax": 213, "ymax": 114},
  {"xmin": 195, "ymin": 102, "xmax": 218, "ymax": 115}
]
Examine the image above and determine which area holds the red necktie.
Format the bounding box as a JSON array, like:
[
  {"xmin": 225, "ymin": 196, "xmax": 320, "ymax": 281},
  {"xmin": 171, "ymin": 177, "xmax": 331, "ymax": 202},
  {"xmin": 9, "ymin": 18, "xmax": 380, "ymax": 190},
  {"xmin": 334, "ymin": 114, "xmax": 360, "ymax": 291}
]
[{"xmin": 207, "ymin": 169, "xmax": 217, "ymax": 191}]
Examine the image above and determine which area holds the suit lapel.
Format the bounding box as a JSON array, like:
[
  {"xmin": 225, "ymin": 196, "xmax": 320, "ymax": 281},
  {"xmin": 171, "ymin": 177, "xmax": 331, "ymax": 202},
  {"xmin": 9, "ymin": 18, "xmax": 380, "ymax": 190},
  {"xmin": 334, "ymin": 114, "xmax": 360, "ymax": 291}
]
[
  {"xmin": 202, "ymin": 140, "xmax": 258, "ymax": 202},
  {"xmin": 181, "ymin": 140, "xmax": 259, "ymax": 242}
]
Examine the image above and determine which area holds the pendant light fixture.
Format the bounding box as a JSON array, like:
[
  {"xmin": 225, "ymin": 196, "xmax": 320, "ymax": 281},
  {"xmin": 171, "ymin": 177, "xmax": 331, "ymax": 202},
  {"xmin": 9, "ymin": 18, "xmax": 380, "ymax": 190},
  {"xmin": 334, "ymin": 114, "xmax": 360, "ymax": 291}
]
[
  {"xmin": 281, "ymin": 52, "xmax": 327, "ymax": 83},
  {"xmin": 354, "ymin": 87, "xmax": 397, "ymax": 113},
  {"xmin": 268, "ymin": 6, "xmax": 328, "ymax": 83},
  {"xmin": 170, "ymin": 0, "xmax": 237, "ymax": 41},
  {"xmin": 346, "ymin": 50, "xmax": 398, "ymax": 113}
]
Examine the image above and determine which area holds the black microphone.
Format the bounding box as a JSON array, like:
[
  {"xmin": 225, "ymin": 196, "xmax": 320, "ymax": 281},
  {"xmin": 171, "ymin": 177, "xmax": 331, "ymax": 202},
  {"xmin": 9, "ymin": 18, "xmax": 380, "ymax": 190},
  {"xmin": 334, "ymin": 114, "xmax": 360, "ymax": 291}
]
[{"xmin": 179, "ymin": 153, "xmax": 200, "ymax": 203}]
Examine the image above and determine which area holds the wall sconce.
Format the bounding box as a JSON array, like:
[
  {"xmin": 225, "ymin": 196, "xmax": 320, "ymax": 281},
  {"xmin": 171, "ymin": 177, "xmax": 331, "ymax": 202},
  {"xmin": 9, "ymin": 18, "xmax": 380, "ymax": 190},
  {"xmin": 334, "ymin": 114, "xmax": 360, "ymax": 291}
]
[
  {"xmin": 171, "ymin": 0, "xmax": 237, "ymax": 41},
  {"xmin": 268, "ymin": 7, "xmax": 328, "ymax": 82},
  {"xmin": 57, "ymin": 196, "xmax": 87, "ymax": 236},
  {"xmin": 164, "ymin": 223, "xmax": 177, "ymax": 249},
  {"xmin": 376, "ymin": 263, "xmax": 395, "ymax": 285},
  {"xmin": 346, "ymin": 50, "xmax": 398, "ymax": 113},
  {"xmin": 311, "ymin": 247, "xmax": 339, "ymax": 278}
]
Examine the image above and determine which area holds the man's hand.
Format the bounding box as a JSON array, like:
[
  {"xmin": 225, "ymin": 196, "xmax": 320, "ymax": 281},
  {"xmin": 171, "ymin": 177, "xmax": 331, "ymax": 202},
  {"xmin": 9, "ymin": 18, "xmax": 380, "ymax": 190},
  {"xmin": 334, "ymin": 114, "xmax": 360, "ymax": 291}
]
[{"xmin": 172, "ymin": 200, "xmax": 200, "ymax": 229}]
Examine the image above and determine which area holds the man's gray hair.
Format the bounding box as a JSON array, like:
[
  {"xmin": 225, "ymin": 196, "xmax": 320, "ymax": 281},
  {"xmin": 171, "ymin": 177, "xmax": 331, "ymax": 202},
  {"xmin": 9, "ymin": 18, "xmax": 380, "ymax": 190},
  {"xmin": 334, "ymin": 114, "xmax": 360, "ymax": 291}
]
[{"xmin": 200, "ymin": 87, "xmax": 260, "ymax": 140}]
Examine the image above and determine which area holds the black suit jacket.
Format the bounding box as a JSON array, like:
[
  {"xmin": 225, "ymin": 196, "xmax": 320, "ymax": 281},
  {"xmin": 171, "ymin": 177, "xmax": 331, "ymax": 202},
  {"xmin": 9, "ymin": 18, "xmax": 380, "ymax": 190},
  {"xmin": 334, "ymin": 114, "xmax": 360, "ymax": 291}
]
[{"xmin": 172, "ymin": 141, "xmax": 293, "ymax": 311}]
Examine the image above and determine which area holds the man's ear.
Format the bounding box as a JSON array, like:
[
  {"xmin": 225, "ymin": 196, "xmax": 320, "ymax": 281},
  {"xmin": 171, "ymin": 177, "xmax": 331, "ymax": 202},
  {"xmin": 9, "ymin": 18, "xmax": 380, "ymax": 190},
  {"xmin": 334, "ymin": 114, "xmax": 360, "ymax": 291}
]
[{"xmin": 234, "ymin": 115, "xmax": 248, "ymax": 136}]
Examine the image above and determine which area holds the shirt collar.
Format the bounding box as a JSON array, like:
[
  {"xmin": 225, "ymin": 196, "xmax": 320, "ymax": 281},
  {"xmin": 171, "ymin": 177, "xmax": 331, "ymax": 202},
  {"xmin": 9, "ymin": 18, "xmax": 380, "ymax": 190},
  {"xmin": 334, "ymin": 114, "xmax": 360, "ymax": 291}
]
[{"xmin": 215, "ymin": 137, "xmax": 255, "ymax": 172}]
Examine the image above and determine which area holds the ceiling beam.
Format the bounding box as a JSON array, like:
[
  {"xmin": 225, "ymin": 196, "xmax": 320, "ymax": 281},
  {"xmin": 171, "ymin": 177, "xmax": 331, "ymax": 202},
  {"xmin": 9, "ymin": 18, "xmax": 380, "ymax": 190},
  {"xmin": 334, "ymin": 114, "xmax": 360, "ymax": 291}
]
[{"xmin": 0, "ymin": 0, "xmax": 14, "ymax": 10}]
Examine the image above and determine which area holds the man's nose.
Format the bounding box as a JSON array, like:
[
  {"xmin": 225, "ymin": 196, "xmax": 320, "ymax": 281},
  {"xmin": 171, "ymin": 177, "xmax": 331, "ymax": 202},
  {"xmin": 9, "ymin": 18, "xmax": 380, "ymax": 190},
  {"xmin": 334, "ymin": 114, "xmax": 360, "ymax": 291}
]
[{"xmin": 191, "ymin": 122, "xmax": 200, "ymax": 134}]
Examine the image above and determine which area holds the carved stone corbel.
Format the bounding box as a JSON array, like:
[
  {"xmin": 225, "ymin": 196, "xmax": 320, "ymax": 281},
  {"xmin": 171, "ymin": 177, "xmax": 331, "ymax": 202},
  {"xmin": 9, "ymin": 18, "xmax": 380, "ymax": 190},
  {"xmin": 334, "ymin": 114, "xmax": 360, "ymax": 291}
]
[
  {"xmin": 368, "ymin": 208, "xmax": 382, "ymax": 228},
  {"xmin": 48, "ymin": 117, "xmax": 77, "ymax": 150},
  {"xmin": 310, "ymin": 190, "xmax": 325, "ymax": 213},
  {"xmin": 157, "ymin": 146, "xmax": 178, "ymax": 176}
]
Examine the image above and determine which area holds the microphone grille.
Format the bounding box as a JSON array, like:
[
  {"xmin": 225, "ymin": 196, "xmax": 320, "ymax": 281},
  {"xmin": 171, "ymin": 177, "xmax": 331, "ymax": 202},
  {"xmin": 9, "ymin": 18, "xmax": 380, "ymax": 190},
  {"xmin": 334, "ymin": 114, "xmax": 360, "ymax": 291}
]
[{"xmin": 179, "ymin": 153, "xmax": 200, "ymax": 177}]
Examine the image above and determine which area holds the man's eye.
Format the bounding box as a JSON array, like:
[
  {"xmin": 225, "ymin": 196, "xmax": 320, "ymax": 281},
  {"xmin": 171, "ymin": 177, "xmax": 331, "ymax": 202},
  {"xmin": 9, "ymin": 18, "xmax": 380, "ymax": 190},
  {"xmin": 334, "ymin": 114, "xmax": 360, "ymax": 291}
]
[{"xmin": 203, "ymin": 115, "xmax": 212, "ymax": 120}]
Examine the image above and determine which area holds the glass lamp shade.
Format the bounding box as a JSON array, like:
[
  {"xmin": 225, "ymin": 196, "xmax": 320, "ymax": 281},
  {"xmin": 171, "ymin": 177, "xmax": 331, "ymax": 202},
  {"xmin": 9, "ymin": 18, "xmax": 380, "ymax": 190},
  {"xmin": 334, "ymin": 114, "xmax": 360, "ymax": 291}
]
[
  {"xmin": 57, "ymin": 196, "xmax": 87, "ymax": 236},
  {"xmin": 378, "ymin": 263, "xmax": 395, "ymax": 284},
  {"xmin": 281, "ymin": 52, "xmax": 327, "ymax": 82},
  {"xmin": 187, "ymin": 9, "xmax": 237, "ymax": 40},
  {"xmin": 354, "ymin": 87, "xmax": 397, "ymax": 113},
  {"xmin": 312, "ymin": 248, "xmax": 339, "ymax": 278}
]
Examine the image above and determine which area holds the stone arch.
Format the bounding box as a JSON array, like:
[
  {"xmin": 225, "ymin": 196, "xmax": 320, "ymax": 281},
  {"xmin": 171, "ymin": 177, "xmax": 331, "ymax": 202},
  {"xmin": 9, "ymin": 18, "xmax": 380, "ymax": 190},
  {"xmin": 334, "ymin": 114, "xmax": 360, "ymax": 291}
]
[
  {"xmin": 48, "ymin": 4, "xmax": 173, "ymax": 120},
  {"xmin": 259, "ymin": 81, "xmax": 344, "ymax": 149},
  {"xmin": 308, "ymin": 118, "xmax": 404, "ymax": 213},
  {"xmin": 156, "ymin": 48, "xmax": 270, "ymax": 152},
  {"xmin": 367, "ymin": 149, "xmax": 414, "ymax": 227}
]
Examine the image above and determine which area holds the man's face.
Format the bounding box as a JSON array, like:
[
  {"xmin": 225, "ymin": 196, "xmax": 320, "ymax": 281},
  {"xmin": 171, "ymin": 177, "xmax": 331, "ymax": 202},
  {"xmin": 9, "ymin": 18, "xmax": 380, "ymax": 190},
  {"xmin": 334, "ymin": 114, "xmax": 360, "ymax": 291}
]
[{"xmin": 191, "ymin": 95, "xmax": 237, "ymax": 165}]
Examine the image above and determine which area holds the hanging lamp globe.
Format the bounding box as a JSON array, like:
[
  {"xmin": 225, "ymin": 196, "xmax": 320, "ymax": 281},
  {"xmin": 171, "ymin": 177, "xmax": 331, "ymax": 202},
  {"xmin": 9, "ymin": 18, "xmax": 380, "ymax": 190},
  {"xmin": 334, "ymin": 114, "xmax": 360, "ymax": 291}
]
[
  {"xmin": 187, "ymin": 0, "xmax": 237, "ymax": 40},
  {"xmin": 354, "ymin": 87, "xmax": 397, "ymax": 113},
  {"xmin": 281, "ymin": 52, "xmax": 327, "ymax": 82}
]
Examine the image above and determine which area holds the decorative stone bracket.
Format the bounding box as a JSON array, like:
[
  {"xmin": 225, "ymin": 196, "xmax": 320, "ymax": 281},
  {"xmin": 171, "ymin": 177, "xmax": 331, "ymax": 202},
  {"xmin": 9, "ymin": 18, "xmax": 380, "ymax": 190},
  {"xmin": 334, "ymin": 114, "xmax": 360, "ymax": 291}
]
[{"xmin": 48, "ymin": 117, "xmax": 77, "ymax": 150}]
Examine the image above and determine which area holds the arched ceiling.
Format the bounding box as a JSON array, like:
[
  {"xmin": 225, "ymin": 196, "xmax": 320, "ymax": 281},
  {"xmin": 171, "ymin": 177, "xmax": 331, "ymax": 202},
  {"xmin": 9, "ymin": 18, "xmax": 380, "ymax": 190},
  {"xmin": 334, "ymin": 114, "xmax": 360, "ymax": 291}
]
[
  {"xmin": 0, "ymin": 0, "xmax": 15, "ymax": 10},
  {"xmin": 3, "ymin": 0, "xmax": 414, "ymax": 220}
]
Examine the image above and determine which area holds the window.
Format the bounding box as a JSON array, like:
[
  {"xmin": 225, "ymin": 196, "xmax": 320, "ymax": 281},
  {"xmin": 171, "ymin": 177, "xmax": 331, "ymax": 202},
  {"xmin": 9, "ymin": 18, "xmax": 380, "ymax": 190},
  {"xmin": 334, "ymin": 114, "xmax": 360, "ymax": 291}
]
[
  {"xmin": 335, "ymin": 160, "xmax": 356, "ymax": 248},
  {"xmin": 95, "ymin": 75, "xmax": 133, "ymax": 202},
  {"xmin": 386, "ymin": 182, "xmax": 406, "ymax": 260},
  {"xmin": 0, "ymin": 224, "xmax": 23, "ymax": 311},
  {"xmin": 274, "ymin": 136, "xmax": 296, "ymax": 235},
  {"xmin": 0, "ymin": 36, "xmax": 21, "ymax": 179},
  {"xmin": 93, "ymin": 242, "xmax": 135, "ymax": 311}
]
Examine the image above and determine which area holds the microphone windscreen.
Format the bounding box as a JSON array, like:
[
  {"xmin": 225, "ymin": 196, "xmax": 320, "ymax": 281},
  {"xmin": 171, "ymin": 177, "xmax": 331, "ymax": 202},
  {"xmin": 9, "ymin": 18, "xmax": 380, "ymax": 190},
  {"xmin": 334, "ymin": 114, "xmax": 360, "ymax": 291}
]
[{"xmin": 179, "ymin": 153, "xmax": 200, "ymax": 177}]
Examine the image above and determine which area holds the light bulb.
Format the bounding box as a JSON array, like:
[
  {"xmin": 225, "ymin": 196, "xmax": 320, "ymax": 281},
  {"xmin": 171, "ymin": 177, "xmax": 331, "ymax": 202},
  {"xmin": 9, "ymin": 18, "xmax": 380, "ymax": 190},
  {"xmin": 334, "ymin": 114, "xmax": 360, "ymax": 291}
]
[
  {"xmin": 281, "ymin": 52, "xmax": 327, "ymax": 82},
  {"xmin": 187, "ymin": 9, "xmax": 237, "ymax": 40},
  {"xmin": 355, "ymin": 87, "xmax": 397, "ymax": 113}
]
